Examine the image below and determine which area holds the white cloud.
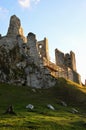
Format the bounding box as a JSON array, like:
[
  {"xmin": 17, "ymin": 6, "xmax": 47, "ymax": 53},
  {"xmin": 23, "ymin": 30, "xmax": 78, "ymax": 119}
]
[
  {"xmin": 18, "ymin": 0, "xmax": 30, "ymax": 8},
  {"xmin": 18, "ymin": 0, "xmax": 40, "ymax": 8}
]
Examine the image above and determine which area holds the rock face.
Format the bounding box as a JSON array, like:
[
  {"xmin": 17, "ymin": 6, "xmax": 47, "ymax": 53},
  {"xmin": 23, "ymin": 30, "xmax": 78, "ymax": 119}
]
[
  {"xmin": 0, "ymin": 15, "xmax": 81, "ymax": 88},
  {"xmin": 0, "ymin": 15, "xmax": 56, "ymax": 88},
  {"xmin": 7, "ymin": 15, "xmax": 24, "ymax": 37}
]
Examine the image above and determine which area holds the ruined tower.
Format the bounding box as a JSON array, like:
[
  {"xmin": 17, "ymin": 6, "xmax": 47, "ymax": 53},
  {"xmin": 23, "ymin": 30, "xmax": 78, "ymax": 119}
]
[
  {"xmin": 37, "ymin": 38, "xmax": 49, "ymax": 60},
  {"xmin": 65, "ymin": 51, "xmax": 76, "ymax": 71},
  {"xmin": 55, "ymin": 49, "xmax": 76, "ymax": 72},
  {"xmin": 0, "ymin": 15, "xmax": 81, "ymax": 86},
  {"xmin": 55, "ymin": 48, "xmax": 65, "ymax": 67},
  {"xmin": 27, "ymin": 32, "xmax": 40, "ymax": 66}
]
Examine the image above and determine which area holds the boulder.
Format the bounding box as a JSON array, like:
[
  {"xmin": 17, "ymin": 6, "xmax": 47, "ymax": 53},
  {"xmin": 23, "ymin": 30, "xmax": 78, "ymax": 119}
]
[
  {"xmin": 32, "ymin": 89, "xmax": 36, "ymax": 92},
  {"xmin": 60, "ymin": 101, "xmax": 67, "ymax": 107},
  {"xmin": 26, "ymin": 104, "xmax": 34, "ymax": 110},
  {"xmin": 47, "ymin": 104, "xmax": 55, "ymax": 110},
  {"xmin": 71, "ymin": 108, "xmax": 79, "ymax": 114}
]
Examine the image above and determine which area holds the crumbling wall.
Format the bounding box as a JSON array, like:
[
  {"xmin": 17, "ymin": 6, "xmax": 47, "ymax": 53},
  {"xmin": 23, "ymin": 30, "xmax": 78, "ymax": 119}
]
[
  {"xmin": 65, "ymin": 51, "xmax": 76, "ymax": 71},
  {"xmin": 37, "ymin": 37, "xmax": 49, "ymax": 60},
  {"xmin": 0, "ymin": 15, "xmax": 82, "ymax": 87},
  {"xmin": 0, "ymin": 13, "xmax": 57, "ymax": 88},
  {"xmin": 27, "ymin": 32, "xmax": 40, "ymax": 66},
  {"xmin": 55, "ymin": 49, "xmax": 65, "ymax": 67},
  {"xmin": 54, "ymin": 48, "xmax": 81, "ymax": 84},
  {"xmin": 72, "ymin": 71, "xmax": 81, "ymax": 85},
  {"xmin": 70, "ymin": 51, "xmax": 76, "ymax": 71}
]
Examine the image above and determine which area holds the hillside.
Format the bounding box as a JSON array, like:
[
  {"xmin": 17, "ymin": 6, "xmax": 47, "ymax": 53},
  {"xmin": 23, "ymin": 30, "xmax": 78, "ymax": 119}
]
[{"xmin": 0, "ymin": 78, "xmax": 86, "ymax": 129}]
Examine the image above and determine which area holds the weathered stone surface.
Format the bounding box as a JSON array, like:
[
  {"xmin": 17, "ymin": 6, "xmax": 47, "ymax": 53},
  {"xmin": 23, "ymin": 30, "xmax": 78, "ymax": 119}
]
[
  {"xmin": 27, "ymin": 32, "xmax": 40, "ymax": 66},
  {"xmin": 60, "ymin": 101, "xmax": 67, "ymax": 107},
  {"xmin": 7, "ymin": 15, "xmax": 24, "ymax": 37},
  {"xmin": 32, "ymin": 88, "xmax": 36, "ymax": 92},
  {"xmin": 47, "ymin": 104, "xmax": 55, "ymax": 110},
  {"xmin": 71, "ymin": 108, "xmax": 79, "ymax": 114},
  {"xmin": 0, "ymin": 15, "xmax": 81, "ymax": 88},
  {"xmin": 26, "ymin": 104, "xmax": 34, "ymax": 110}
]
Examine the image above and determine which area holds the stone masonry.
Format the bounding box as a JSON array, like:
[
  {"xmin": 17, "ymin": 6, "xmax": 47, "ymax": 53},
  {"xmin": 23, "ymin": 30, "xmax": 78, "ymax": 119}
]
[{"xmin": 0, "ymin": 15, "xmax": 81, "ymax": 88}]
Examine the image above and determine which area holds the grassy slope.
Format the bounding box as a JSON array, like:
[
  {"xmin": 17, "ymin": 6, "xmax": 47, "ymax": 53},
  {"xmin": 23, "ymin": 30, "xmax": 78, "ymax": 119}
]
[{"xmin": 0, "ymin": 78, "xmax": 86, "ymax": 129}]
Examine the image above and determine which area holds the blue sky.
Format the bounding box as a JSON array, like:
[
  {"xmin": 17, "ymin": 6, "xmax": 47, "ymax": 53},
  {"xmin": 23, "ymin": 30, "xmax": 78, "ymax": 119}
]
[{"xmin": 0, "ymin": 0, "xmax": 86, "ymax": 83}]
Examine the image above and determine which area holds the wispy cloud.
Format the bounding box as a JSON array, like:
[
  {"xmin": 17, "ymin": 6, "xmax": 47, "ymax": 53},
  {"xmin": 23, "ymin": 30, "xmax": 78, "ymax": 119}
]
[
  {"xmin": 32, "ymin": 0, "xmax": 40, "ymax": 4},
  {"xmin": 18, "ymin": 0, "xmax": 40, "ymax": 8},
  {"xmin": 0, "ymin": 7, "xmax": 9, "ymax": 18},
  {"xmin": 0, "ymin": 7, "xmax": 9, "ymax": 13}
]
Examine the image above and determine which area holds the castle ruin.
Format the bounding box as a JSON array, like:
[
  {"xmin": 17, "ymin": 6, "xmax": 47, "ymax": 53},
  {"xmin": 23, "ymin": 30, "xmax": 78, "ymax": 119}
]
[
  {"xmin": 37, "ymin": 38, "xmax": 81, "ymax": 84},
  {"xmin": 0, "ymin": 15, "xmax": 81, "ymax": 88}
]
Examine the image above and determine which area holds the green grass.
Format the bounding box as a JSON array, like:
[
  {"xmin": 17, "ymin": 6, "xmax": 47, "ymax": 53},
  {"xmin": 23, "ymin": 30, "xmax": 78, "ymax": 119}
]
[{"xmin": 0, "ymin": 78, "xmax": 86, "ymax": 129}]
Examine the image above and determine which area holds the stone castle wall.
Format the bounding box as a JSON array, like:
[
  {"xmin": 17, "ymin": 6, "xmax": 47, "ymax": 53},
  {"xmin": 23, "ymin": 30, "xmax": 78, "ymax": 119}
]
[
  {"xmin": 37, "ymin": 38, "xmax": 81, "ymax": 84},
  {"xmin": 37, "ymin": 38, "xmax": 50, "ymax": 60},
  {"xmin": 0, "ymin": 15, "xmax": 81, "ymax": 88}
]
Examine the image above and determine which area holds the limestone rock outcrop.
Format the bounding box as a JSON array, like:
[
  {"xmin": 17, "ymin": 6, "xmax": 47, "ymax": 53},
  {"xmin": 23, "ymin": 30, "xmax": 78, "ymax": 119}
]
[
  {"xmin": 7, "ymin": 15, "xmax": 24, "ymax": 37},
  {"xmin": 0, "ymin": 15, "xmax": 81, "ymax": 87},
  {"xmin": 0, "ymin": 15, "xmax": 56, "ymax": 88}
]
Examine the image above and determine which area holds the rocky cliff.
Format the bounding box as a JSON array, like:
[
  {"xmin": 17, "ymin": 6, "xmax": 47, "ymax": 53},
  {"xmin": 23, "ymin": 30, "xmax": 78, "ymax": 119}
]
[{"xmin": 0, "ymin": 15, "xmax": 56, "ymax": 88}]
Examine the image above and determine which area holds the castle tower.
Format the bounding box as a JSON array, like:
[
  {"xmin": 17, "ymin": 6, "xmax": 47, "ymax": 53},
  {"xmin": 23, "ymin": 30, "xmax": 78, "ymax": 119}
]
[
  {"xmin": 37, "ymin": 37, "xmax": 50, "ymax": 60},
  {"xmin": 65, "ymin": 51, "xmax": 76, "ymax": 71},
  {"xmin": 70, "ymin": 51, "xmax": 76, "ymax": 71},
  {"xmin": 27, "ymin": 32, "xmax": 39, "ymax": 66},
  {"xmin": 55, "ymin": 48, "xmax": 65, "ymax": 67}
]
